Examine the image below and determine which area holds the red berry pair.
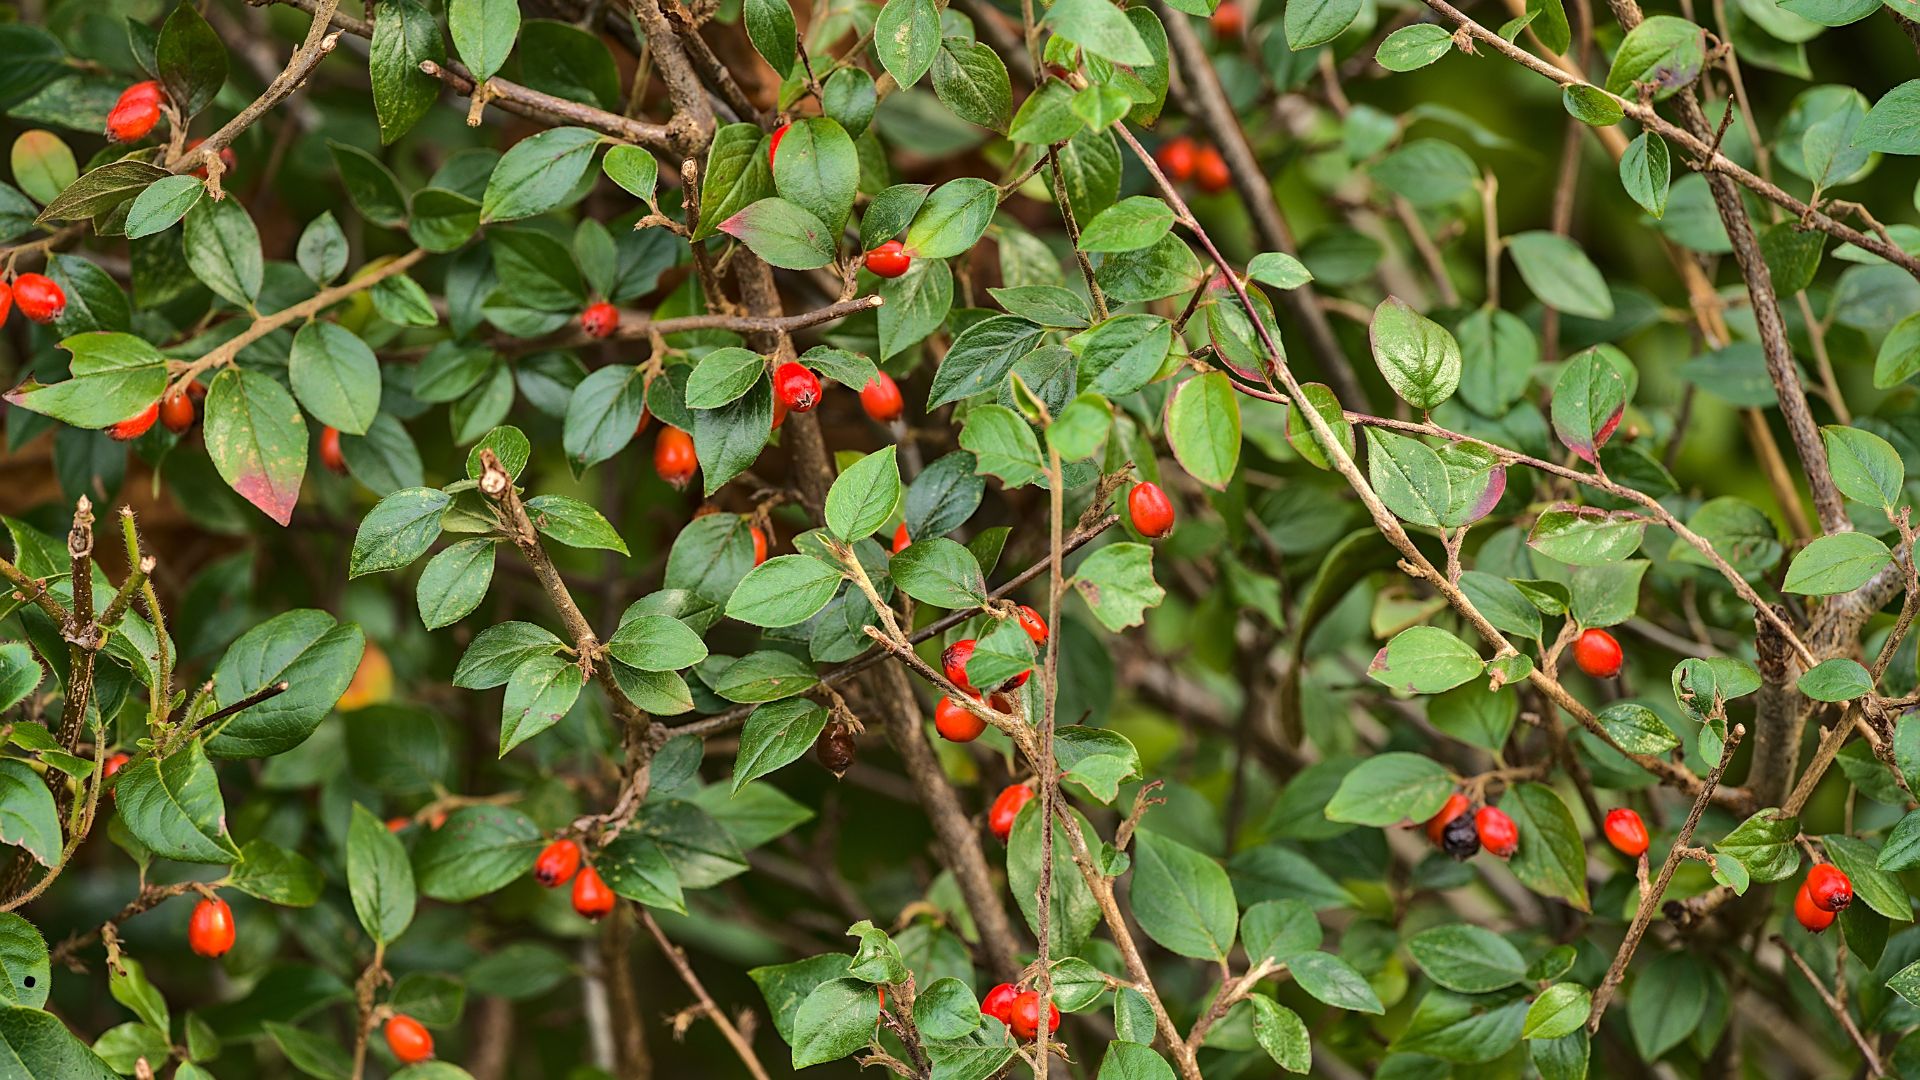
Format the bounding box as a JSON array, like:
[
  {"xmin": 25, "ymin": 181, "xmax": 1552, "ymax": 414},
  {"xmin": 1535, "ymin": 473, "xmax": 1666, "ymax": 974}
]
[
  {"xmin": 1152, "ymin": 136, "xmax": 1230, "ymax": 194},
  {"xmin": 106, "ymin": 80, "xmax": 165, "ymax": 143},
  {"xmin": 1794, "ymin": 863, "xmax": 1853, "ymax": 933},
  {"xmin": 981, "ymin": 982, "xmax": 1059, "ymax": 1039},
  {"xmin": 533, "ymin": 838, "xmax": 617, "ymax": 919}
]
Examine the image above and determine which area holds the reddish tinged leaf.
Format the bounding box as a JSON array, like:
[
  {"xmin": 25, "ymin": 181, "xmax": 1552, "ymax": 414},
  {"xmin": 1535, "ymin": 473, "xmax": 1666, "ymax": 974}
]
[{"xmin": 205, "ymin": 367, "xmax": 308, "ymax": 526}]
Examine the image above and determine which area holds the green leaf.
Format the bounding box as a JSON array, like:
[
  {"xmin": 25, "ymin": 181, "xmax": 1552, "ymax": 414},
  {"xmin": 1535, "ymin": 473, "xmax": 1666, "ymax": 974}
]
[
  {"xmin": 1783, "ymin": 532, "xmax": 1892, "ymax": 595},
  {"xmin": 1798, "ymin": 657, "xmax": 1874, "ymax": 702},
  {"xmin": 3, "ymin": 331, "xmax": 166, "ymax": 430},
  {"xmin": 1822, "ymin": 425, "xmax": 1905, "ymax": 509},
  {"xmin": 1376, "ymin": 23, "xmax": 1454, "ymax": 71},
  {"xmin": 602, "ymin": 145, "xmax": 659, "ymax": 203},
  {"xmin": 525, "ymin": 494, "xmax": 629, "ymax": 554},
  {"xmin": 205, "ymin": 367, "xmax": 307, "ymax": 526},
  {"xmin": 228, "ymin": 838, "xmax": 325, "ymax": 907},
  {"xmin": 1594, "ymin": 702, "xmax": 1680, "ymax": 755},
  {"xmin": 875, "ymin": 0, "xmax": 941, "ymax": 88},
  {"xmin": 499, "ymin": 654, "xmax": 583, "ymax": 754},
  {"xmin": 932, "ymin": 39, "xmax": 1012, "ymax": 133},
  {"xmin": 1365, "ymin": 429, "xmax": 1451, "ymax": 528},
  {"xmin": 1523, "ymin": 983, "xmax": 1593, "ymax": 1040},
  {"xmin": 1324, "ymin": 753, "xmax": 1453, "ymax": 826},
  {"xmin": 913, "ymin": 978, "xmax": 981, "ymax": 1040},
  {"xmin": 1079, "ymin": 196, "xmax": 1175, "ymax": 254},
  {"xmin": 1248, "ymin": 995, "xmax": 1311, "ymax": 1072},
  {"xmin": 1715, "ymin": 809, "xmax": 1800, "ymax": 882},
  {"xmin": 482, "ymin": 127, "xmax": 601, "ymax": 223},
  {"xmin": 1285, "ymin": 0, "xmax": 1361, "ymax": 48},
  {"xmin": 448, "ymin": 0, "xmax": 519, "ymax": 82},
  {"xmin": 0, "ymin": 762, "xmax": 58, "ymax": 869},
  {"xmin": 1550, "ymin": 348, "xmax": 1627, "ymax": 464},
  {"xmin": 720, "ymin": 197, "xmax": 837, "ymax": 270},
  {"xmin": 1508, "ymin": 231, "xmax": 1613, "ymax": 320},
  {"xmin": 289, "ymin": 322, "xmax": 381, "ymax": 436},
  {"xmin": 1072, "ymin": 542, "xmax": 1164, "ymax": 631},
  {"xmin": 726, "ymin": 556, "xmax": 845, "ymax": 627},
  {"xmin": 1130, "ymin": 830, "xmax": 1237, "ymax": 962},
  {"xmin": 266, "ymin": 1023, "xmax": 351, "ymax": 1080},
  {"xmin": 412, "ymin": 805, "xmax": 542, "ymax": 901},
  {"xmin": 693, "ymin": 124, "xmax": 773, "ymax": 242},
  {"xmin": 34, "ymin": 160, "xmax": 169, "ymax": 225},
  {"xmin": 1370, "ymin": 296, "xmax": 1462, "ymax": 410},
  {"xmin": 891, "ymin": 538, "xmax": 987, "ymax": 608},
  {"xmin": 123, "ymin": 175, "xmax": 203, "ymax": 239},
  {"xmin": 1099, "ymin": 1042, "xmax": 1177, "ymax": 1078},
  {"xmin": 1368, "ymin": 626, "xmax": 1482, "ymax": 694},
  {"xmin": 791, "ymin": 978, "xmax": 882, "ymax": 1068},
  {"xmin": 1604, "ymin": 15, "xmax": 1706, "ymax": 102},
  {"xmin": 706, "ymin": 650, "xmax": 818, "ymax": 703},
  {"xmin": 1289, "ymin": 951, "xmax": 1385, "ymax": 1013},
  {"xmin": 156, "ymin": 2, "xmax": 227, "ymax": 117},
  {"xmin": 733, "ymin": 698, "xmax": 831, "ymax": 793},
  {"xmin": 905, "ymin": 177, "xmax": 998, "ymax": 260},
  {"xmin": 328, "ymin": 143, "xmax": 408, "ymax": 229},
  {"xmin": 0, "ymin": 1006, "xmax": 118, "ymax": 1078},
  {"xmin": 414, "ymin": 540, "xmax": 494, "ymax": 630},
  {"xmin": 1164, "ymin": 373, "xmax": 1240, "ymax": 491},
  {"xmin": 348, "ymin": 803, "xmax": 416, "ymax": 943},
  {"xmin": 772, "ymin": 118, "xmax": 859, "ymax": 235},
  {"xmin": 1857, "ymin": 79, "xmax": 1920, "ymax": 155},
  {"xmin": 0, "ymin": 645, "xmax": 39, "ymax": 716},
  {"xmin": 1619, "ymin": 132, "xmax": 1671, "ymax": 218},
  {"xmin": 1046, "ymin": 0, "xmax": 1153, "ymax": 63},
  {"xmin": 1626, "ymin": 951, "xmax": 1707, "ymax": 1060},
  {"xmin": 210, "ymin": 608, "xmax": 365, "ymax": 757},
  {"xmin": 827, "ymin": 446, "xmax": 901, "ymax": 540},
  {"xmin": 744, "ymin": 0, "xmax": 798, "ymax": 75},
  {"xmin": 604, "ymin": 615, "xmax": 708, "ymax": 672},
  {"xmin": 1562, "ymin": 83, "xmax": 1625, "ymax": 126},
  {"xmin": 1527, "ymin": 507, "xmax": 1646, "ymax": 566},
  {"xmin": 1407, "ymin": 924, "xmax": 1527, "ymax": 993},
  {"xmin": 350, "ymin": 488, "xmax": 451, "ymax": 577},
  {"xmin": 1502, "ymin": 783, "xmax": 1590, "ymax": 911},
  {"xmin": 959, "ymin": 403, "xmax": 1044, "ymax": 488},
  {"xmin": 370, "ymin": 0, "xmax": 445, "ymax": 143},
  {"xmin": 1822, "ymin": 834, "xmax": 1911, "ymax": 921},
  {"xmin": 116, "ymin": 743, "xmax": 240, "ymax": 864},
  {"xmin": 0, "ymin": 916, "xmax": 48, "ymax": 1010}
]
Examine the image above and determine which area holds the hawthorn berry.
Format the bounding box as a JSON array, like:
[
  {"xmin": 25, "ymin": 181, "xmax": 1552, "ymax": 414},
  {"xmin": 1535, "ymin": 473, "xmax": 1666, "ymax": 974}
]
[
  {"xmin": 160, "ymin": 390, "xmax": 196, "ymax": 434},
  {"xmin": 0, "ymin": 279, "xmax": 11, "ymax": 325},
  {"xmin": 654, "ymin": 427, "xmax": 697, "ymax": 489},
  {"xmin": 109, "ymin": 402, "xmax": 160, "ymax": 441},
  {"xmin": 1794, "ymin": 882, "xmax": 1836, "ymax": 933},
  {"xmin": 987, "ymin": 783, "xmax": 1034, "ymax": 842},
  {"xmin": 103, "ymin": 752, "xmax": 130, "ymax": 781},
  {"xmin": 934, "ymin": 696, "xmax": 986, "ymax": 743},
  {"xmin": 580, "ymin": 301, "xmax": 619, "ymax": 339},
  {"xmin": 188, "ymin": 896, "xmax": 235, "ymax": 958},
  {"xmin": 572, "ymin": 865, "xmax": 616, "ymax": 920},
  {"xmin": 866, "ymin": 241, "xmax": 911, "ymax": 279},
  {"xmin": 1475, "ymin": 806, "xmax": 1518, "ymax": 858},
  {"xmin": 385, "ymin": 1014, "xmax": 435, "ymax": 1064},
  {"xmin": 816, "ymin": 723, "xmax": 857, "ymax": 777},
  {"xmin": 106, "ymin": 82, "xmax": 164, "ymax": 142},
  {"xmin": 1572, "ymin": 628, "xmax": 1623, "ymax": 678},
  {"xmin": 320, "ymin": 426, "xmax": 348, "ymax": 475},
  {"xmin": 892, "ymin": 523, "xmax": 911, "ymax": 553},
  {"xmin": 1806, "ymin": 862, "xmax": 1853, "ymax": 912},
  {"xmin": 1016, "ymin": 605, "xmax": 1048, "ymax": 646},
  {"xmin": 861, "ymin": 371, "xmax": 904, "ymax": 422},
  {"xmin": 769, "ymin": 122, "xmax": 790, "ymax": 168},
  {"xmin": 980, "ymin": 983, "xmax": 1019, "ymax": 1023},
  {"xmin": 1007, "ymin": 991, "xmax": 1060, "ymax": 1040},
  {"xmin": 942, "ymin": 639, "xmax": 978, "ymax": 695},
  {"xmin": 751, "ymin": 525, "xmax": 769, "ymax": 566},
  {"xmin": 534, "ymin": 838, "xmax": 581, "ymax": 887},
  {"xmin": 1155, "ymin": 136, "xmax": 1198, "ymax": 183},
  {"xmin": 1129, "ymin": 482, "xmax": 1175, "ymax": 539},
  {"xmin": 1424, "ymin": 793, "xmax": 1470, "ymax": 846},
  {"xmin": 1603, "ymin": 807, "xmax": 1649, "ymax": 858},
  {"xmin": 13, "ymin": 273, "xmax": 64, "ymax": 324},
  {"xmin": 774, "ymin": 362, "xmax": 821, "ymax": 413},
  {"xmin": 1210, "ymin": 1, "xmax": 1245, "ymax": 35},
  {"xmin": 1195, "ymin": 147, "xmax": 1232, "ymax": 194}
]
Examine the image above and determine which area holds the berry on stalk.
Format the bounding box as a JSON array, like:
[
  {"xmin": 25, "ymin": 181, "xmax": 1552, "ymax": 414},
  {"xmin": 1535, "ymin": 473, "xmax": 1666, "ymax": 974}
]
[
  {"xmin": 866, "ymin": 241, "xmax": 911, "ymax": 279},
  {"xmin": 934, "ymin": 696, "xmax": 986, "ymax": 743},
  {"xmin": 385, "ymin": 1015, "xmax": 434, "ymax": 1064},
  {"xmin": 572, "ymin": 866, "xmax": 616, "ymax": 919},
  {"xmin": 1129, "ymin": 482, "xmax": 1175, "ymax": 538},
  {"xmin": 1806, "ymin": 863, "xmax": 1852, "ymax": 912},
  {"xmin": 774, "ymin": 362, "xmax": 821, "ymax": 413},
  {"xmin": 534, "ymin": 839, "xmax": 581, "ymax": 887},
  {"xmin": 1603, "ymin": 807, "xmax": 1648, "ymax": 858},
  {"xmin": 188, "ymin": 896, "xmax": 235, "ymax": 958},
  {"xmin": 861, "ymin": 371, "xmax": 903, "ymax": 422},
  {"xmin": 1475, "ymin": 806, "xmax": 1518, "ymax": 858},
  {"xmin": 1573, "ymin": 628, "xmax": 1623, "ymax": 678},
  {"xmin": 655, "ymin": 428, "xmax": 697, "ymax": 488},
  {"xmin": 580, "ymin": 301, "xmax": 618, "ymax": 339},
  {"xmin": 987, "ymin": 783, "xmax": 1034, "ymax": 842},
  {"xmin": 13, "ymin": 274, "xmax": 64, "ymax": 323}
]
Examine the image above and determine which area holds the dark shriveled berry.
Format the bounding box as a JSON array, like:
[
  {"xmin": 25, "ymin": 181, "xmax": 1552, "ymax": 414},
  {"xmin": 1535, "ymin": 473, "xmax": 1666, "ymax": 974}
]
[
  {"xmin": 1441, "ymin": 813, "xmax": 1481, "ymax": 860},
  {"xmin": 816, "ymin": 724, "xmax": 856, "ymax": 777}
]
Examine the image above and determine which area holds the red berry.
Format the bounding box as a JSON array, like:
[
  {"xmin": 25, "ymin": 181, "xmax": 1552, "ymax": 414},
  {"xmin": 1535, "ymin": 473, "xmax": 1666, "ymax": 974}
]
[
  {"xmin": 580, "ymin": 301, "xmax": 619, "ymax": 339},
  {"xmin": 1129, "ymin": 482, "xmax": 1175, "ymax": 538},
  {"xmin": 655, "ymin": 428, "xmax": 697, "ymax": 489},
  {"xmin": 106, "ymin": 96, "xmax": 160, "ymax": 143},
  {"xmin": 769, "ymin": 122, "xmax": 790, "ymax": 168},
  {"xmin": 1603, "ymin": 807, "xmax": 1649, "ymax": 858},
  {"xmin": 772, "ymin": 397, "xmax": 788, "ymax": 430},
  {"xmin": 1573, "ymin": 628, "xmax": 1623, "ymax": 678},
  {"xmin": 1806, "ymin": 862, "xmax": 1853, "ymax": 912},
  {"xmin": 634, "ymin": 407, "xmax": 652, "ymax": 437},
  {"xmin": 13, "ymin": 273, "xmax": 64, "ymax": 324},
  {"xmin": 774, "ymin": 362, "xmax": 821, "ymax": 413},
  {"xmin": 188, "ymin": 896, "xmax": 235, "ymax": 958},
  {"xmin": 988, "ymin": 783, "xmax": 1034, "ymax": 842},
  {"xmin": 534, "ymin": 839, "xmax": 581, "ymax": 887},
  {"xmin": 572, "ymin": 865, "xmax": 616, "ymax": 919},
  {"xmin": 1794, "ymin": 882, "xmax": 1836, "ymax": 933},
  {"xmin": 942, "ymin": 639, "xmax": 977, "ymax": 694},
  {"xmin": 934, "ymin": 696, "xmax": 987, "ymax": 743},
  {"xmin": 1155, "ymin": 137, "xmax": 1198, "ymax": 183},
  {"xmin": 386, "ymin": 817, "xmax": 409, "ymax": 832},
  {"xmin": 1016, "ymin": 605, "xmax": 1048, "ymax": 646},
  {"xmin": 185, "ymin": 137, "xmax": 237, "ymax": 180},
  {"xmin": 892, "ymin": 523, "xmax": 911, "ymax": 553},
  {"xmin": 866, "ymin": 241, "xmax": 912, "ymax": 279},
  {"xmin": 385, "ymin": 1014, "xmax": 434, "ymax": 1064},
  {"xmin": 1195, "ymin": 147, "xmax": 1231, "ymax": 194},
  {"xmin": 320, "ymin": 426, "xmax": 348, "ymax": 475},
  {"xmin": 1424, "ymin": 792, "xmax": 1470, "ymax": 846},
  {"xmin": 108, "ymin": 402, "xmax": 159, "ymax": 441},
  {"xmin": 751, "ymin": 525, "xmax": 769, "ymax": 566},
  {"xmin": 0, "ymin": 279, "xmax": 12, "ymax": 326},
  {"xmin": 119, "ymin": 80, "xmax": 163, "ymax": 106},
  {"xmin": 1007, "ymin": 991, "xmax": 1060, "ymax": 1040},
  {"xmin": 103, "ymin": 752, "xmax": 129, "ymax": 781},
  {"xmin": 1210, "ymin": 1, "xmax": 1245, "ymax": 35},
  {"xmin": 980, "ymin": 982, "xmax": 1019, "ymax": 1023},
  {"xmin": 160, "ymin": 391, "xmax": 195, "ymax": 434},
  {"xmin": 1475, "ymin": 806, "xmax": 1518, "ymax": 858},
  {"xmin": 861, "ymin": 371, "xmax": 904, "ymax": 423}
]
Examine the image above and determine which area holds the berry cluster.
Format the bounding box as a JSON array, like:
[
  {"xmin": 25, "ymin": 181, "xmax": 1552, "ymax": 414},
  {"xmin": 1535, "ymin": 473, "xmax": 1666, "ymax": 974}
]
[
  {"xmin": 980, "ymin": 981, "xmax": 1060, "ymax": 1040},
  {"xmin": 1153, "ymin": 137, "xmax": 1231, "ymax": 195},
  {"xmin": 1423, "ymin": 793, "xmax": 1518, "ymax": 860}
]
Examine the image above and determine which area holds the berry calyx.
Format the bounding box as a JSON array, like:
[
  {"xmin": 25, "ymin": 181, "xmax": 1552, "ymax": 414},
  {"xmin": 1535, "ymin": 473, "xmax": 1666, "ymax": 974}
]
[
  {"xmin": 1007, "ymin": 991, "xmax": 1060, "ymax": 1040},
  {"xmin": 1475, "ymin": 806, "xmax": 1518, "ymax": 858},
  {"xmin": 942, "ymin": 639, "xmax": 977, "ymax": 695},
  {"xmin": 1603, "ymin": 807, "xmax": 1649, "ymax": 858},
  {"xmin": 13, "ymin": 273, "xmax": 64, "ymax": 324},
  {"xmin": 987, "ymin": 783, "xmax": 1034, "ymax": 842},
  {"xmin": 980, "ymin": 983, "xmax": 1019, "ymax": 1023},
  {"xmin": 1806, "ymin": 862, "xmax": 1853, "ymax": 912},
  {"xmin": 774, "ymin": 362, "xmax": 821, "ymax": 413},
  {"xmin": 1794, "ymin": 882, "xmax": 1836, "ymax": 933},
  {"xmin": 654, "ymin": 427, "xmax": 697, "ymax": 489},
  {"xmin": 580, "ymin": 301, "xmax": 619, "ymax": 339},
  {"xmin": 1210, "ymin": 1, "xmax": 1245, "ymax": 35},
  {"xmin": 1573, "ymin": 628, "xmax": 1623, "ymax": 678},
  {"xmin": 1016, "ymin": 605, "xmax": 1048, "ymax": 646},
  {"xmin": 866, "ymin": 241, "xmax": 911, "ymax": 279},
  {"xmin": 769, "ymin": 122, "xmax": 790, "ymax": 168},
  {"xmin": 534, "ymin": 838, "xmax": 581, "ymax": 887},
  {"xmin": 934, "ymin": 696, "xmax": 986, "ymax": 743},
  {"xmin": 385, "ymin": 1014, "xmax": 435, "ymax": 1064},
  {"xmin": 1195, "ymin": 147, "xmax": 1231, "ymax": 194},
  {"xmin": 320, "ymin": 426, "xmax": 348, "ymax": 475},
  {"xmin": 751, "ymin": 525, "xmax": 769, "ymax": 566},
  {"xmin": 572, "ymin": 865, "xmax": 616, "ymax": 920},
  {"xmin": 160, "ymin": 390, "xmax": 196, "ymax": 434},
  {"xmin": 1155, "ymin": 136, "xmax": 1198, "ymax": 183},
  {"xmin": 861, "ymin": 371, "xmax": 904, "ymax": 423},
  {"xmin": 892, "ymin": 523, "xmax": 911, "ymax": 553},
  {"xmin": 1129, "ymin": 482, "xmax": 1176, "ymax": 539},
  {"xmin": 188, "ymin": 896, "xmax": 235, "ymax": 958},
  {"xmin": 109, "ymin": 402, "xmax": 160, "ymax": 442},
  {"xmin": 1424, "ymin": 792, "xmax": 1470, "ymax": 846}
]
